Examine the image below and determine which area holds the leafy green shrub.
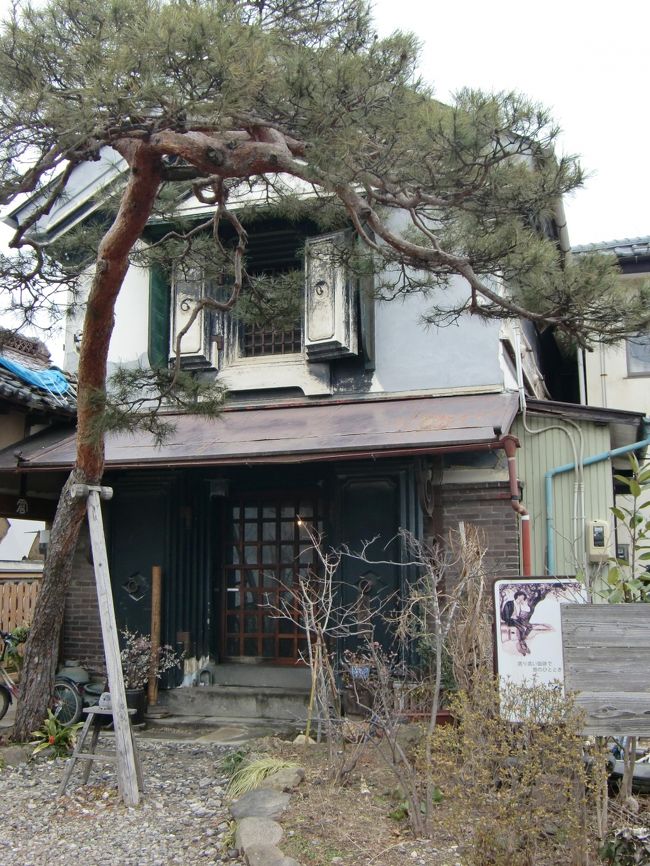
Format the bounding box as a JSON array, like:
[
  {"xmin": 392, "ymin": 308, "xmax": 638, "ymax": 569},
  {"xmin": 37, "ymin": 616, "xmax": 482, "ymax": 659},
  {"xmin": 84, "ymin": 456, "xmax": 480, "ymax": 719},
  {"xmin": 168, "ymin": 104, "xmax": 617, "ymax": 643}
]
[
  {"xmin": 601, "ymin": 827, "xmax": 650, "ymax": 865},
  {"xmin": 606, "ymin": 454, "xmax": 650, "ymax": 603},
  {"xmin": 4, "ymin": 625, "xmax": 29, "ymax": 672},
  {"xmin": 220, "ymin": 747, "xmax": 249, "ymax": 777},
  {"xmin": 31, "ymin": 709, "xmax": 83, "ymax": 758}
]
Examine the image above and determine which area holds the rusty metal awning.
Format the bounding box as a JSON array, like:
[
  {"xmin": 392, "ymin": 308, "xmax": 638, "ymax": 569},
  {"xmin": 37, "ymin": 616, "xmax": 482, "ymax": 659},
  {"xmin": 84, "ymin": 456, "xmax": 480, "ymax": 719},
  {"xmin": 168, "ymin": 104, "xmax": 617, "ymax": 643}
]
[{"xmin": 0, "ymin": 393, "xmax": 520, "ymax": 471}]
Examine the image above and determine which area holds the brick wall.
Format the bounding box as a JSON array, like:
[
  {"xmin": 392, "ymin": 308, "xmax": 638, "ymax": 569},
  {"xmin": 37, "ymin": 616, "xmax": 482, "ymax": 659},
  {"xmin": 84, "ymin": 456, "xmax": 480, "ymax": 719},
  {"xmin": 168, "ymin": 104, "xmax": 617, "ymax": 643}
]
[
  {"xmin": 62, "ymin": 524, "xmax": 105, "ymax": 674},
  {"xmin": 438, "ymin": 481, "xmax": 520, "ymax": 577}
]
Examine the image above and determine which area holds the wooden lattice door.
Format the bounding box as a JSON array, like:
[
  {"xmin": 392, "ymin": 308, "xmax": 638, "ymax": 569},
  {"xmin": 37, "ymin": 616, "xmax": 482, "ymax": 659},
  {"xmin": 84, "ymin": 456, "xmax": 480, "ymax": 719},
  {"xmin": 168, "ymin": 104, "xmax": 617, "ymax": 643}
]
[{"xmin": 221, "ymin": 493, "xmax": 322, "ymax": 662}]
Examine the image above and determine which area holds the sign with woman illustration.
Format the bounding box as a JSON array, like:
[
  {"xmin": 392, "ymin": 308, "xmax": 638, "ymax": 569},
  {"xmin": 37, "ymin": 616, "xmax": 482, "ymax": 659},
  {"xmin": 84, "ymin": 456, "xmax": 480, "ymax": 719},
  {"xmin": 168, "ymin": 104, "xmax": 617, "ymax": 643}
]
[{"xmin": 494, "ymin": 578, "xmax": 587, "ymax": 689}]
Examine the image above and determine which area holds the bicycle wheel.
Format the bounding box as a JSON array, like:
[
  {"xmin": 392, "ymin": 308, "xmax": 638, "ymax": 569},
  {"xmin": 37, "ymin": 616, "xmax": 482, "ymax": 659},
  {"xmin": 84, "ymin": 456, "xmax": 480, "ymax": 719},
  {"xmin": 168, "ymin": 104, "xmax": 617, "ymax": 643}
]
[
  {"xmin": 0, "ymin": 686, "xmax": 9, "ymax": 721},
  {"xmin": 51, "ymin": 679, "xmax": 83, "ymax": 726}
]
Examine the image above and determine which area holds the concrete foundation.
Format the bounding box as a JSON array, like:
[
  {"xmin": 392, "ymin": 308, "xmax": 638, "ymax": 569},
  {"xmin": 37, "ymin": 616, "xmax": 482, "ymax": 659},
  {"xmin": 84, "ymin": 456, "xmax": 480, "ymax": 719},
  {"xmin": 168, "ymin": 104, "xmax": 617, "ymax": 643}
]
[{"xmin": 158, "ymin": 664, "xmax": 311, "ymax": 723}]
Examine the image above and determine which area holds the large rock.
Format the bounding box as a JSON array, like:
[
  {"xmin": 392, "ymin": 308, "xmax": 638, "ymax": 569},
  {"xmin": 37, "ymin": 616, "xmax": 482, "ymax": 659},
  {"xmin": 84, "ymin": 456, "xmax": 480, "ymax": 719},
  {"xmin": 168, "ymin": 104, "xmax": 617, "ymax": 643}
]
[
  {"xmin": 292, "ymin": 734, "xmax": 315, "ymax": 745},
  {"xmin": 236, "ymin": 816, "xmax": 284, "ymax": 852},
  {"xmin": 257, "ymin": 767, "xmax": 305, "ymax": 792},
  {"xmin": 245, "ymin": 844, "xmax": 301, "ymax": 866},
  {"xmin": 0, "ymin": 745, "xmax": 31, "ymax": 767},
  {"xmin": 231, "ymin": 789, "xmax": 291, "ymax": 820}
]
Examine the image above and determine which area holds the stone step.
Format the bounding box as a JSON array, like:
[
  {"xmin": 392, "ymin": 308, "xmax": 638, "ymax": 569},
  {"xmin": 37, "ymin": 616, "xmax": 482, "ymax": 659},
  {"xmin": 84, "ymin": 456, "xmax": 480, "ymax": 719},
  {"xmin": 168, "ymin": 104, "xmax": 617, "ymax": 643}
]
[
  {"xmin": 202, "ymin": 663, "xmax": 311, "ymax": 690},
  {"xmin": 158, "ymin": 683, "xmax": 310, "ymax": 722}
]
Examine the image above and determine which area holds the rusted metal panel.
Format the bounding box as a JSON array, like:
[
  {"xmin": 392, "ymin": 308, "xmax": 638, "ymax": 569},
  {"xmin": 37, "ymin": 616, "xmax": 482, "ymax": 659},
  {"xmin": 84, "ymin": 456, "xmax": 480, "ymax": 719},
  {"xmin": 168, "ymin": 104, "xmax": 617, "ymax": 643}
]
[
  {"xmin": 0, "ymin": 393, "xmax": 519, "ymax": 471},
  {"xmin": 561, "ymin": 604, "xmax": 650, "ymax": 736}
]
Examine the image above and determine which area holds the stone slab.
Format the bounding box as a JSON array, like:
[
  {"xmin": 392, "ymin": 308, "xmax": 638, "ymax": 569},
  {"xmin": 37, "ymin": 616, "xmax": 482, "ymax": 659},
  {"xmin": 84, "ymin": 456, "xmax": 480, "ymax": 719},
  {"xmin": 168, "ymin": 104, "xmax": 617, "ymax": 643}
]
[
  {"xmin": 236, "ymin": 816, "xmax": 284, "ymax": 852},
  {"xmin": 245, "ymin": 843, "xmax": 300, "ymax": 866},
  {"xmin": 196, "ymin": 725, "xmax": 249, "ymax": 743},
  {"xmin": 258, "ymin": 767, "xmax": 305, "ymax": 792},
  {"xmin": 0, "ymin": 745, "xmax": 31, "ymax": 766},
  {"xmin": 231, "ymin": 789, "xmax": 291, "ymax": 820}
]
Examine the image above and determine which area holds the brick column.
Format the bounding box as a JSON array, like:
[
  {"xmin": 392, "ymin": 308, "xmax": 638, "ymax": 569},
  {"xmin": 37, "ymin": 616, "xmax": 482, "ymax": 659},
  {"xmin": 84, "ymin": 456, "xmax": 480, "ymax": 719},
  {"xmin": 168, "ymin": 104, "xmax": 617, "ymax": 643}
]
[
  {"xmin": 62, "ymin": 523, "xmax": 105, "ymax": 673},
  {"xmin": 439, "ymin": 481, "xmax": 520, "ymax": 577}
]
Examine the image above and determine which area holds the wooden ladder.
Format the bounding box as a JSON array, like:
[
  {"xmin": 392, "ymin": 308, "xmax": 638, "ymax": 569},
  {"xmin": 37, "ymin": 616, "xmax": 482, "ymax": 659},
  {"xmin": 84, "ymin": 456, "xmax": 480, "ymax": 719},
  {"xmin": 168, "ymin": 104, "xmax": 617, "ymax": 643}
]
[{"xmin": 58, "ymin": 705, "xmax": 144, "ymax": 797}]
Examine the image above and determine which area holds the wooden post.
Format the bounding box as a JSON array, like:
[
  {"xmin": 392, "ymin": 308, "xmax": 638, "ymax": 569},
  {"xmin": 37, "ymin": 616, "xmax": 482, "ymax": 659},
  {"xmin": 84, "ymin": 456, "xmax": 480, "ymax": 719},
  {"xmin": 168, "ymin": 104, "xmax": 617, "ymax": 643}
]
[
  {"xmin": 72, "ymin": 484, "xmax": 141, "ymax": 806},
  {"xmin": 147, "ymin": 565, "xmax": 162, "ymax": 707}
]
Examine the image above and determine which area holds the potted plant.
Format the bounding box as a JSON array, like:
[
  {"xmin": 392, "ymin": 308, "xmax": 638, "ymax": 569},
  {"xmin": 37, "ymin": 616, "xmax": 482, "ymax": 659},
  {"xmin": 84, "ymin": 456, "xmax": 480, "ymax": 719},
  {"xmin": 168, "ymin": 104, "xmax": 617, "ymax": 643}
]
[
  {"xmin": 339, "ymin": 648, "xmax": 375, "ymax": 716},
  {"xmin": 120, "ymin": 628, "xmax": 183, "ymax": 722}
]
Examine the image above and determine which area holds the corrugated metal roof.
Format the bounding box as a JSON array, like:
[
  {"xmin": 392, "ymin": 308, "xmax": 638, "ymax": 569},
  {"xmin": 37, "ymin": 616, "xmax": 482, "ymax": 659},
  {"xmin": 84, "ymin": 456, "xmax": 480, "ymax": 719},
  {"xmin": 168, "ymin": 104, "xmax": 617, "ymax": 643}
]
[
  {"xmin": 0, "ymin": 393, "xmax": 520, "ymax": 471},
  {"xmin": 572, "ymin": 236, "xmax": 650, "ymax": 259}
]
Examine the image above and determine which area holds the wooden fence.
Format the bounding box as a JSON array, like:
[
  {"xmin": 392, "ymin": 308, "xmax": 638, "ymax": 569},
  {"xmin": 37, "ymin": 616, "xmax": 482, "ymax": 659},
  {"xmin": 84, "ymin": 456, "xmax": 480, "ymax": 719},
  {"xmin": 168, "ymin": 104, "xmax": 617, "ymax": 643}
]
[
  {"xmin": 561, "ymin": 603, "xmax": 650, "ymax": 736},
  {"xmin": 0, "ymin": 569, "xmax": 43, "ymax": 632}
]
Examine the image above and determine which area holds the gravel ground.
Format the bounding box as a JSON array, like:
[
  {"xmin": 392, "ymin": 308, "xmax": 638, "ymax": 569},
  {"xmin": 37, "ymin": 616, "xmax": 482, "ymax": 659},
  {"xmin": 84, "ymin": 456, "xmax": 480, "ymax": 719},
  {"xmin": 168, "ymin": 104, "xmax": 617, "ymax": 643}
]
[{"xmin": 1, "ymin": 739, "xmax": 245, "ymax": 866}]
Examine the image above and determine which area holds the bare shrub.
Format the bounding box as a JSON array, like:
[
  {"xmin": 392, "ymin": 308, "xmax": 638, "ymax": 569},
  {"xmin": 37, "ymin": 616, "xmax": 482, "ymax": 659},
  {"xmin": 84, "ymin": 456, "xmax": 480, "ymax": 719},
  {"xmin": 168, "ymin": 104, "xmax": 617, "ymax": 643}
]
[
  {"xmin": 444, "ymin": 524, "xmax": 493, "ymax": 698},
  {"xmin": 427, "ymin": 677, "xmax": 594, "ymax": 866}
]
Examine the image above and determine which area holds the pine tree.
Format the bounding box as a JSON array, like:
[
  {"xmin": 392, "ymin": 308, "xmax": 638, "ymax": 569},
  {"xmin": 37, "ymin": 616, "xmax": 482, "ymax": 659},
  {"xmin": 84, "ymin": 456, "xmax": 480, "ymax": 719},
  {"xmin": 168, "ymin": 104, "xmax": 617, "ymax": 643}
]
[{"xmin": 1, "ymin": 0, "xmax": 646, "ymax": 739}]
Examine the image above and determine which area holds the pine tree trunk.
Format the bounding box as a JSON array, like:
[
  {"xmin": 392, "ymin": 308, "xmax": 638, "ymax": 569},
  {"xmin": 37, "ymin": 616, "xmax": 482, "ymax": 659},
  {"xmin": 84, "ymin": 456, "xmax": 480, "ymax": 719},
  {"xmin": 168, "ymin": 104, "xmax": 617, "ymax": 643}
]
[
  {"xmin": 12, "ymin": 144, "xmax": 162, "ymax": 742},
  {"xmin": 13, "ymin": 471, "xmax": 87, "ymax": 741}
]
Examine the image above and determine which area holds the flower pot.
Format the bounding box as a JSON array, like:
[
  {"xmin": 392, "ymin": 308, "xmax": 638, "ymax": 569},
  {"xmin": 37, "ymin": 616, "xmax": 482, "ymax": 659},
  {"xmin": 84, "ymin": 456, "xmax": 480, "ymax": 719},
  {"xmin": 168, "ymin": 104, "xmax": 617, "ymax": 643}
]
[
  {"xmin": 125, "ymin": 688, "xmax": 147, "ymax": 725},
  {"xmin": 341, "ymin": 685, "xmax": 372, "ymax": 717}
]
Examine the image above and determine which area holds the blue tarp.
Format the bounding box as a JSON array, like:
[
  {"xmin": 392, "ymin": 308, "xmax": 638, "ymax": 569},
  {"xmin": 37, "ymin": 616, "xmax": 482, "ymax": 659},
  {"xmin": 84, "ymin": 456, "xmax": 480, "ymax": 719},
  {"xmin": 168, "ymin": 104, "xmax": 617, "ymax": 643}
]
[{"xmin": 0, "ymin": 355, "xmax": 70, "ymax": 395}]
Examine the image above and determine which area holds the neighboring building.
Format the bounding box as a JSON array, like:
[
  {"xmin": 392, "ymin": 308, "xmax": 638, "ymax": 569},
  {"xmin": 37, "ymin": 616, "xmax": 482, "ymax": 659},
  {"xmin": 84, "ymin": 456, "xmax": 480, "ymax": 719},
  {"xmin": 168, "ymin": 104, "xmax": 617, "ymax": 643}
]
[
  {"xmin": 0, "ymin": 163, "xmax": 645, "ymax": 715},
  {"xmin": 0, "ymin": 328, "xmax": 76, "ymax": 524},
  {"xmin": 572, "ymin": 237, "xmax": 649, "ymax": 414},
  {"xmin": 573, "ymin": 237, "xmax": 650, "ymax": 570},
  {"xmin": 0, "ymin": 330, "xmax": 75, "ymax": 631}
]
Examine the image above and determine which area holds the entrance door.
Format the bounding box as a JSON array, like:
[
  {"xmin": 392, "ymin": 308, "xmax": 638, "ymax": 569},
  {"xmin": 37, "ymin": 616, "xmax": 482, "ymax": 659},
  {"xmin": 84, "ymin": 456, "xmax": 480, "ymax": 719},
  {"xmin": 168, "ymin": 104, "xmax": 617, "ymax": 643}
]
[{"xmin": 221, "ymin": 493, "xmax": 322, "ymax": 663}]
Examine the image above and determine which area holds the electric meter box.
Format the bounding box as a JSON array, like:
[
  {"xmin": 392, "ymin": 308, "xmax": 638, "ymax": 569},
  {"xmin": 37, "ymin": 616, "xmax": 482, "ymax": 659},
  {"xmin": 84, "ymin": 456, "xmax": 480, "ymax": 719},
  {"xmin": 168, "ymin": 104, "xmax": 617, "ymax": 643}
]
[{"xmin": 586, "ymin": 520, "xmax": 610, "ymax": 562}]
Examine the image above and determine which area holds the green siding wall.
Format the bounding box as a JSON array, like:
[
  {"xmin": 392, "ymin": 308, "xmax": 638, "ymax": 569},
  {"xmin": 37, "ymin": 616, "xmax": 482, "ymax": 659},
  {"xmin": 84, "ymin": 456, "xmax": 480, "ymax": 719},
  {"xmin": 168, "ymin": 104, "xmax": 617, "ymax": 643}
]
[{"xmin": 513, "ymin": 416, "xmax": 614, "ymax": 577}]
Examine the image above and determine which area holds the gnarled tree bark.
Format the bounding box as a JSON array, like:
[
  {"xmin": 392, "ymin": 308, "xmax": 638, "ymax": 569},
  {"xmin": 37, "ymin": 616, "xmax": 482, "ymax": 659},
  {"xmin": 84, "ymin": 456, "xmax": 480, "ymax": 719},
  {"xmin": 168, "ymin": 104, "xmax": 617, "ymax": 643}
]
[{"xmin": 13, "ymin": 145, "xmax": 163, "ymax": 741}]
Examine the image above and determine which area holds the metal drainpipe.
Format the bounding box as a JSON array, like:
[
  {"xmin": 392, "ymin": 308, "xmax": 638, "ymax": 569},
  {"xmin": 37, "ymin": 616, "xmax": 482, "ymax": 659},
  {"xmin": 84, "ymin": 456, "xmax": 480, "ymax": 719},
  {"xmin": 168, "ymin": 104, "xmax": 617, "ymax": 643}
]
[
  {"xmin": 502, "ymin": 435, "xmax": 532, "ymax": 576},
  {"xmin": 545, "ymin": 425, "xmax": 650, "ymax": 575}
]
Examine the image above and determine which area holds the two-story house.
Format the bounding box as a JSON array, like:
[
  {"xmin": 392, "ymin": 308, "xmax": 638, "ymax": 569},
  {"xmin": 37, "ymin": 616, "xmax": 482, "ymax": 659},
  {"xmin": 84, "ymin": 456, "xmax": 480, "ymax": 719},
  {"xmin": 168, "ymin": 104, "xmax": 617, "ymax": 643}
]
[
  {"xmin": 573, "ymin": 236, "xmax": 650, "ymax": 571},
  {"xmin": 0, "ymin": 160, "xmax": 645, "ymax": 718}
]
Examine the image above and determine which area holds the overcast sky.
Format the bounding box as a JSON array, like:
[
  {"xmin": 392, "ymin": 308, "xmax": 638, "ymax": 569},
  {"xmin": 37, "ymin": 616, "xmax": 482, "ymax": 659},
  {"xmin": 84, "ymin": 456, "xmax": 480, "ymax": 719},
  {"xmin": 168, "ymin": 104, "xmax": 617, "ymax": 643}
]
[
  {"xmin": 372, "ymin": 0, "xmax": 649, "ymax": 246},
  {"xmin": 0, "ymin": 0, "xmax": 646, "ymax": 250}
]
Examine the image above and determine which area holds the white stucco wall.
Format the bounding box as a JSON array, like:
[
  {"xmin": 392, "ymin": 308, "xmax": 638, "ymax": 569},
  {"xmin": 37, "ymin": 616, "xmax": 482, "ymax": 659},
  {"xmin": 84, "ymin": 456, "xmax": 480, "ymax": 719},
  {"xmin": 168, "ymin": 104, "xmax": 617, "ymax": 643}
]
[
  {"xmin": 64, "ymin": 259, "xmax": 150, "ymax": 373},
  {"xmin": 366, "ymin": 208, "xmax": 510, "ymax": 394},
  {"xmin": 62, "ymin": 246, "xmax": 510, "ymax": 396},
  {"xmin": 371, "ymin": 282, "xmax": 504, "ymax": 393},
  {"xmin": 109, "ymin": 264, "xmax": 150, "ymax": 369},
  {"xmin": 584, "ymin": 341, "xmax": 649, "ymax": 415}
]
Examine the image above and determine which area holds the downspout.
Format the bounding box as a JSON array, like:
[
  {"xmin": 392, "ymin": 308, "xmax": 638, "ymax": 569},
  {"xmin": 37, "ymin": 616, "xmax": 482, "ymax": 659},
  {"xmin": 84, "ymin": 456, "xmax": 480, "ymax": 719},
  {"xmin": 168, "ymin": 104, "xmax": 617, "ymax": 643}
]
[
  {"xmin": 545, "ymin": 422, "xmax": 650, "ymax": 575},
  {"xmin": 599, "ymin": 344, "xmax": 608, "ymax": 408},
  {"xmin": 577, "ymin": 348, "xmax": 587, "ymax": 405},
  {"xmin": 503, "ymin": 434, "xmax": 532, "ymax": 576}
]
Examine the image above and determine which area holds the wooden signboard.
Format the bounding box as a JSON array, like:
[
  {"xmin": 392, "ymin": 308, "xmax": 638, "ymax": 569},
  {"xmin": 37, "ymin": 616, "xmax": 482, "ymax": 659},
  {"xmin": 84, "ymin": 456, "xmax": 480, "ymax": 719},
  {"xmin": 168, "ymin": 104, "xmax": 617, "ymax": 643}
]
[{"xmin": 561, "ymin": 603, "xmax": 650, "ymax": 736}]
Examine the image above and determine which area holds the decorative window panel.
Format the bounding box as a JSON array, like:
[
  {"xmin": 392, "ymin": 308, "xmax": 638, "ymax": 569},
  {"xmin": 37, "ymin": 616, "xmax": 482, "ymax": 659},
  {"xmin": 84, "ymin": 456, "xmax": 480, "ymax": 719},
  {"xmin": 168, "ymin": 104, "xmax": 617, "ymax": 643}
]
[
  {"xmin": 238, "ymin": 226, "xmax": 305, "ymax": 358},
  {"xmin": 304, "ymin": 231, "xmax": 358, "ymax": 361},
  {"xmin": 170, "ymin": 268, "xmax": 221, "ymax": 370}
]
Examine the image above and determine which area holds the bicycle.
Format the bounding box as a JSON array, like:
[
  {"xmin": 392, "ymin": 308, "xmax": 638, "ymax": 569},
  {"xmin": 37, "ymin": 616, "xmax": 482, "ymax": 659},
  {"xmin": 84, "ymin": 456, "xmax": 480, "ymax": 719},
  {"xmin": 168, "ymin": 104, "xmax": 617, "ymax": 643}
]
[{"xmin": 0, "ymin": 630, "xmax": 84, "ymax": 726}]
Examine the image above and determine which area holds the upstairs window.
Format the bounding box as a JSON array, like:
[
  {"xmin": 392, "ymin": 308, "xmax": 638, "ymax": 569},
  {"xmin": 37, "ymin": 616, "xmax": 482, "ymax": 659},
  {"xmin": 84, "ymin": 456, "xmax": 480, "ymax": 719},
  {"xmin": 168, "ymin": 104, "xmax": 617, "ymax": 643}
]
[
  {"xmin": 627, "ymin": 333, "xmax": 650, "ymax": 376},
  {"xmin": 149, "ymin": 217, "xmax": 373, "ymax": 379},
  {"xmin": 238, "ymin": 225, "xmax": 306, "ymax": 358},
  {"xmin": 241, "ymin": 324, "xmax": 302, "ymax": 357}
]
